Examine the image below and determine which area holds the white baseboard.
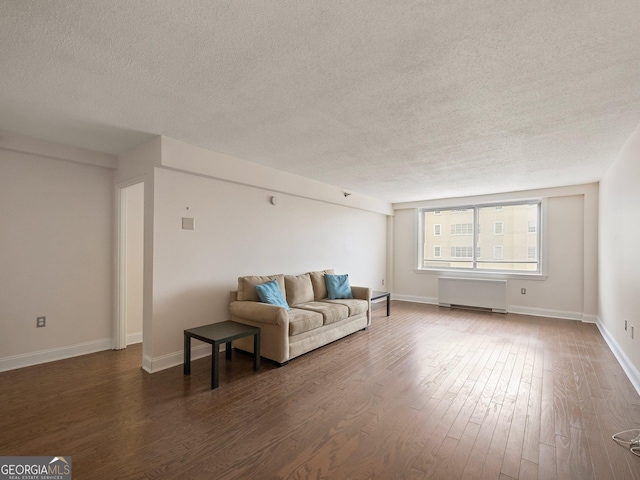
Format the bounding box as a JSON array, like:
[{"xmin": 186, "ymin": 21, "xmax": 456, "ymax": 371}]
[
  {"xmin": 0, "ymin": 338, "xmax": 112, "ymax": 372},
  {"xmin": 507, "ymin": 305, "xmax": 584, "ymax": 321},
  {"xmin": 127, "ymin": 332, "xmax": 142, "ymax": 345},
  {"xmin": 142, "ymin": 354, "xmax": 153, "ymax": 374},
  {"xmin": 394, "ymin": 295, "xmax": 587, "ymax": 322},
  {"xmin": 144, "ymin": 343, "xmax": 217, "ymax": 374},
  {"xmin": 596, "ymin": 316, "xmax": 640, "ymax": 396},
  {"xmin": 391, "ymin": 294, "xmax": 438, "ymax": 305}
]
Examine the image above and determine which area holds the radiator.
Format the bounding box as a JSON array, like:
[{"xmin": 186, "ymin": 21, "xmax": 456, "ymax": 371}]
[{"xmin": 438, "ymin": 277, "xmax": 507, "ymax": 313}]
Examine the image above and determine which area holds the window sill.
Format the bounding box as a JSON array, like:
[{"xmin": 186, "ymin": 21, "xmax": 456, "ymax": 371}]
[{"xmin": 414, "ymin": 268, "xmax": 547, "ymax": 281}]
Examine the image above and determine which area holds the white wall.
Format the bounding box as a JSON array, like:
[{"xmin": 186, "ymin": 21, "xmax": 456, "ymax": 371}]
[
  {"xmin": 391, "ymin": 184, "xmax": 598, "ymax": 320},
  {"xmin": 111, "ymin": 136, "xmax": 392, "ymax": 372},
  {"xmin": 598, "ymin": 123, "xmax": 640, "ymax": 391},
  {"xmin": 0, "ymin": 139, "xmax": 114, "ymax": 370},
  {"xmin": 149, "ymin": 167, "xmax": 388, "ymax": 368}
]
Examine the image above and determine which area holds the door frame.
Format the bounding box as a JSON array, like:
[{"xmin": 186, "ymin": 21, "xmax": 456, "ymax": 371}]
[{"xmin": 115, "ymin": 177, "xmax": 145, "ymax": 350}]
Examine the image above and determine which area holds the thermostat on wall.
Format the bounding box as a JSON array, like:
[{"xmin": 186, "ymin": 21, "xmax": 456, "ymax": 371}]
[{"xmin": 182, "ymin": 217, "xmax": 195, "ymax": 230}]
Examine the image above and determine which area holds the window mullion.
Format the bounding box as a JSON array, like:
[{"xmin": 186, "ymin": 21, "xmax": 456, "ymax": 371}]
[{"xmin": 473, "ymin": 207, "xmax": 478, "ymax": 270}]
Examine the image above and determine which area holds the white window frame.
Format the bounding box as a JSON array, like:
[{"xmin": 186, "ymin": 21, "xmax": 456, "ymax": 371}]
[
  {"xmin": 434, "ymin": 224, "xmax": 441, "ymax": 236},
  {"xmin": 434, "ymin": 246, "xmax": 441, "ymax": 258},
  {"xmin": 416, "ymin": 199, "xmax": 544, "ymax": 278},
  {"xmin": 494, "ymin": 221, "xmax": 504, "ymax": 235}
]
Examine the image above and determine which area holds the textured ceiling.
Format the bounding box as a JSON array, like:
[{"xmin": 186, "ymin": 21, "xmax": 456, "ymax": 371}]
[{"xmin": 1, "ymin": 1, "xmax": 639, "ymax": 203}]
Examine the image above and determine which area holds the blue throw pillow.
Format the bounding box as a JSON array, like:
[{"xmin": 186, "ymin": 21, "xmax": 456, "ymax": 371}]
[
  {"xmin": 255, "ymin": 279, "xmax": 290, "ymax": 310},
  {"xmin": 325, "ymin": 274, "xmax": 353, "ymax": 299}
]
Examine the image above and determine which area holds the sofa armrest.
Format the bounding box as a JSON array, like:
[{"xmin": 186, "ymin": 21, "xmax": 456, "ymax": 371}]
[
  {"xmin": 229, "ymin": 301, "xmax": 289, "ymax": 326},
  {"xmin": 351, "ymin": 286, "xmax": 372, "ymax": 301}
]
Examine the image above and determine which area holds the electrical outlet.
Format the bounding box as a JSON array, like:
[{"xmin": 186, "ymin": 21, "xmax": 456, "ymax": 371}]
[
  {"xmin": 37, "ymin": 316, "xmax": 46, "ymax": 328},
  {"xmin": 521, "ymin": 288, "xmax": 526, "ymax": 294},
  {"xmin": 382, "ymin": 279, "xmax": 385, "ymax": 286},
  {"xmin": 625, "ymin": 320, "xmax": 628, "ymax": 331}
]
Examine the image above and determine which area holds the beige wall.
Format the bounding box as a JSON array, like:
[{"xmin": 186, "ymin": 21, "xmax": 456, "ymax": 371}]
[
  {"xmin": 392, "ymin": 184, "xmax": 598, "ymax": 320},
  {"xmin": 599, "ymin": 123, "xmax": 640, "ymax": 390},
  {"xmin": 6, "ymin": 128, "xmax": 624, "ymax": 383},
  {"xmin": 0, "ymin": 142, "xmax": 114, "ymax": 368},
  {"xmin": 149, "ymin": 167, "xmax": 388, "ymax": 368},
  {"xmin": 0, "ymin": 133, "xmax": 390, "ymax": 372},
  {"xmin": 114, "ymin": 136, "xmax": 391, "ymax": 372}
]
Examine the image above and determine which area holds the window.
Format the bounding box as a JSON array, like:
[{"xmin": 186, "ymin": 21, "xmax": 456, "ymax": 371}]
[
  {"xmin": 419, "ymin": 200, "xmax": 541, "ymax": 274},
  {"xmin": 451, "ymin": 246, "xmax": 473, "ymax": 258},
  {"xmin": 451, "ymin": 223, "xmax": 473, "ymax": 235}
]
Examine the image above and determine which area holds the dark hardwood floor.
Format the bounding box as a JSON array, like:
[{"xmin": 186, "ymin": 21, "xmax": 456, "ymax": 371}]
[{"xmin": 1, "ymin": 301, "xmax": 639, "ymax": 479}]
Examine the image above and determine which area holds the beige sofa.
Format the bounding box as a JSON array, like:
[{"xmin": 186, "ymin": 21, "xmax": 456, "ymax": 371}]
[{"xmin": 229, "ymin": 270, "xmax": 371, "ymax": 365}]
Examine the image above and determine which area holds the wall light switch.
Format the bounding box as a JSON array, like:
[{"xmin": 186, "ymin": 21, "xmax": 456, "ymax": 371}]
[{"xmin": 182, "ymin": 217, "xmax": 195, "ymax": 230}]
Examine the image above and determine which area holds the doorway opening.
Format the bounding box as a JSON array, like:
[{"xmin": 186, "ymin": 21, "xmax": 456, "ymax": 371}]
[{"xmin": 116, "ymin": 181, "xmax": 144, "ymax": 359}]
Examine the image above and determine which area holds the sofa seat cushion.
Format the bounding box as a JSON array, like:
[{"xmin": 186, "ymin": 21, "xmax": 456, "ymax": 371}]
[
  {"xmin": 288, "ymin": 308, "xmax": 324, "ymax": 336},
  {"xmin": 294, "ymin": 301, "xmax": 349, "ymax": 326},
  {"xmin": 322, "ymin": 298, "xmax": 368, "ymax": 317}
]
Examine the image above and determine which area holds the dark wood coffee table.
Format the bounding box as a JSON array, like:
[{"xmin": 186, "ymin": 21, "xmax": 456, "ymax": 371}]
[
  {"xmin": 371, "ymin": 291, "xmax": 391, "ymax": 316},
  {"xmin": 184, "ymin": 321, "xmax": 260, "ymax": 389}
]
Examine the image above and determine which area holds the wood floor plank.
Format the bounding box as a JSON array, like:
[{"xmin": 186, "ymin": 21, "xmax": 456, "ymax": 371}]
[
  {"xmin": 555, "ymin": 434, "xmax": 572, "ymax": 479},
  {"xmin": 1, "ymin": 302, "xmax": 639, "ymax": 479},
  {"xmin": 522, "ymin": 375, "xmax": 542, "ymax": 463},
  {"xmin": 582, "ymin": 412, "xmax": 615, "ymax": 480},
  {"xmin": 540, "ymin": 366, "xmax": 556, "ymax": 447},
  {"xmin": 519, "ymin": 458, "xmax": 539, "ymax": 480},
  {"xmin": 481, "ymin": 397, "xmax": 517, "ymax": 479},
  {"xmin": 538, "ymin": 442, "xmax": 557, "ymax": 480},
  {"xmin": 501, "ymin": 381, "xmax": 531, "ymax": 478},
  {"xmin": 462, "ymin": 401, "xmax": 503, "ymax": 480},
  {"xmin": 569, "ymin": 426, "xmax": 594, "ymax": 480}
]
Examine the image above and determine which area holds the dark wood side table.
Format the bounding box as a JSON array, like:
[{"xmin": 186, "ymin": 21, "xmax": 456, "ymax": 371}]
[
  {"xmin": 184, "ymin": 321, "xmax": 260, "ymax": 389},
  {"xmin": 371, "ymin": 291, "xmax": 391, "ymax": 316}
]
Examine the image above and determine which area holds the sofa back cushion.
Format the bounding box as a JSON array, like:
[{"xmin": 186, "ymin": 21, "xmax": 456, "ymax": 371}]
[
  {"xmin": 237, "ymin": 274, "xmax": 285, "ymax": 302},
  {"xmin": 308, "ymin": 269, "xmax": 334, "ymax": 300},
  {"xmin": 284, "ymin": 273, "xmax": 314, "ymax": 306}
]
